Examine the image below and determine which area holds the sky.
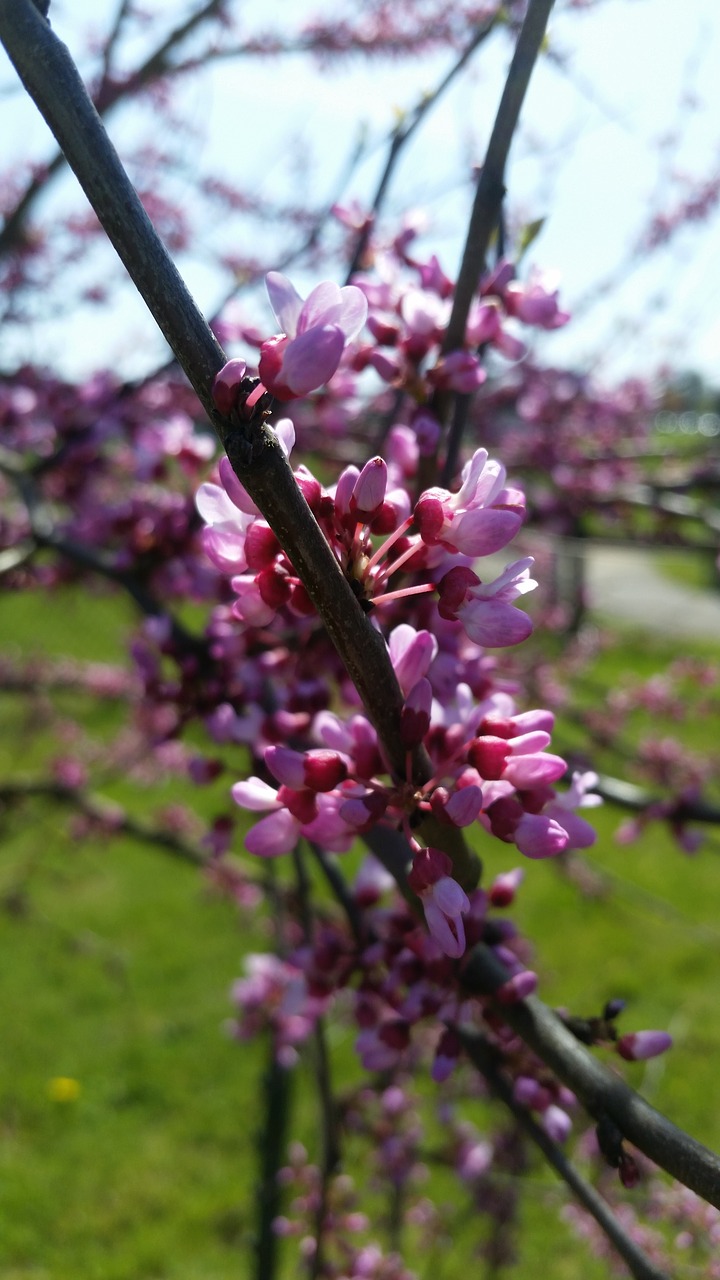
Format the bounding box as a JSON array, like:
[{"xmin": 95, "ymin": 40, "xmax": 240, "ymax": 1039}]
[{"xmin": 2, "ymin": 0, "xmax": 720, "ymax": 387}]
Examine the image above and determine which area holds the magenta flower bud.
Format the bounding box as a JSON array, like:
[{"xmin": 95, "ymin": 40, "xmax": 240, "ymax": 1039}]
[
  {"xmin": 467, "ymin": 299, "xmax": 502, "ymax": 344},
  {"xmin": 295, "ymin": 466, "xmax": 323, "ymax": 511},
  {"xmin": 486, "ymin": 796, "xmax": 523, "ymax": 842},
  {"xmin": 334, "ymin": 465, "xmax": 360, "ymax": 517},
  {"xmin": 212, "ymin": 358, "xmax": 247, "ymax": 414},
  {"xmin": 265, "ymin": 746, "xmax": 305, "ymax": 789},
  {"xmin": 367, "ymin": 349, "xmax": 403, "ymax": 382},
  {"xmin": 489, "ymin": 867, "xmax": 524, "ymax": 908},
  {"xmin": 244, "ymin": 522, "xmax": 280, "ymax": 570},
  {"xmin": 468, "ymin": 735, "xmax": 511, "ymax": 780},
  {"xmin": 276, "ymin": 785, "xmax": 318, "ymax": 825},
  {"xmin": 188, "ymin": 756, "xmax": 223, "ymax": 785},
  {"xmin": 436, "ymin": 565, "xmax": 481, "ymax": 620},
  {"xmin": 257, "ymin": 566, "xmax": 291, "ymax": 609},
  {"xmin": 350, "ymin": 457, "xmax": 387, "ymax": 520},
  {"xmin": 302, "ymin": 749, "xmax": 348, "ymax": 792},
  {"xmin": 618, "ymin": 1150, "xmax": 640, "ymax": 1188},
  {"xmin": 378, "ymin": 1019, "xmax": 411, "ymax": 1051},
  {"xmin": 407, "ymin": 846, "xmax": 453, "ymax": 894},
  {"xmin": 340, "ymin": 790, "xmax": 388, "ymax": 830},
  {"xmin": 616, "ymin": 1031, "xmax": 673, "ymax": 1062},
  {"xmin": 218, "ymin": 455, "xmax": 258, "ymax": 516},
  {"xmin": 414, "ymin": 493, "xmax": 447, "ymax": 545},
  {"xmin": 432, "ymin": 1027, "xmax": 462, "ymax": 1083},
  {"xmin": 367, "ymin": 313, "xmax": 400, "ymax": 345},
  {"xmin": 388, "ymin": 625, "xmax": 438, "ymax": 695},
  {"xmin": 513, "ymin": 1075, "xmax": 543, "ymax": 1108},
  {"xmin": 428, "ymin": 350, "xmax": 486, "ymax": 394},
  {"xmin": 515, "ymin": 813, "xmax": 569, "ymax": 859},
  {"xmin": 370, "ymin": 500, "xmax": 400, "ymax": 535},
  {"xmin": 258, "ymin": 273, "xmax": 367, "ymax": 400},
  {"xmin": 482, "ymin": 259, "xmax": 515, "ymax": 295}
]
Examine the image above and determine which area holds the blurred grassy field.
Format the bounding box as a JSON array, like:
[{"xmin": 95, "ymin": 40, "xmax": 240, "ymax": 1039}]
[{"xmin": 1, "ymin": 585, "xmax": 719, "ymax": 1279}]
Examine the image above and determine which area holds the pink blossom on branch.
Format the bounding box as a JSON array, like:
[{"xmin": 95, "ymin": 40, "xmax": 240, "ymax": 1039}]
[{"xmin": 258, "ymin": 272, "xmax": 368, "ymax": 401}]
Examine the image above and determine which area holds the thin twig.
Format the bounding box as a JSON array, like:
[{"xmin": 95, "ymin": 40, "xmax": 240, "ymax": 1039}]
[
  {"xmin": 0, "ymin": 0, "xmax": 225, "ymax": 253},
  {"xmin": 309, "ymin": 842, "xmax": 365, "ymax": 946},
  {"xmin": 443, "ymin": 0, "xmax": 555, "ymax": 354},
  {"xmin": 0, "ymin": 778, "xmax": 207, "ymax": 865},
  {"xmin": 461, "ymin": 944, "xmax": 720, "ymax": 1208},
  {"xmin": 292, "ymin": 846, "xmax": 341, "ymax": 1279},
  {"xmin": 344, "ymin": 15, "xmax": 498, "ymax": 283},
  {"xmin": 421, "ymin": 0, "xmax": 554, "ymax": 487},
  {"xmin": 459, "ymin": 1028, "xmax": 671, "ymax": 1280}
]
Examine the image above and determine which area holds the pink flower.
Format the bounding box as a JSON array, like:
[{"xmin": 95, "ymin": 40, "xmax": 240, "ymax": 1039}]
[
  {"xmin": 415, "ymin": 447, "xmax": 525, "ymax": 557},
  {"xmin": 258, "ymin": 273, "xmax": 368, "ymax": 401},
  {"xmin": 437, "ymin": 558, "xmax": 536, "ymax": 648},
  {"xmin": 408, "ymin": 846, "xmax": 470, "ymax": 959}
]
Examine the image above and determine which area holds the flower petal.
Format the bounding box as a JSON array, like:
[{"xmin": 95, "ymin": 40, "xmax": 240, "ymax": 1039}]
[
  {"xmin": 266, "ymin": 272, "xmax": 304, "ymax": 337},
  {"xmin": 281, "ymin": 326, "xmax": 345, "ymax": 394}
]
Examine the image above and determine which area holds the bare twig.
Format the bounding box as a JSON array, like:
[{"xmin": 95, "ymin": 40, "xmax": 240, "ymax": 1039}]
[
  {"xmin": 443, "ymin": 0, "xmax": 555, "ymax": 354},
  {"xmin": 0, "ymin": 778, "xmax": 207, "ymax": 866},
  {"xmin": 421, "ymin": 0, "xmax": 554, "ymax": 487},
  {"xmin": 460, "ymin": 1028, "xmax": 671, "ymax": 1280},
  {"xmin": 0, "ymin": 0, "xmax": 225, "ymax": 253},
  {"xmin": 344, "ymin": 14, "xmax": 498, "ymax": 283},
  {"xmin": 461, "ymin": 944, "xmax": 720, "ymax": 1208},
  {"xmin": 595, "ymin": 774, "xmax": 720, "ymax": 827}
]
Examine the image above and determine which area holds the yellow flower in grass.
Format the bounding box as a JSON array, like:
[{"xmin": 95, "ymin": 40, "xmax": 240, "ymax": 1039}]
[{"xmin": 47, "ymin": 1076, "xmax": 81, "ymax": 1102}]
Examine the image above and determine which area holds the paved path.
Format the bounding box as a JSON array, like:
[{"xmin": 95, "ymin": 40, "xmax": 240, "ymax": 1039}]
[{"xmin": 585, "ymin": 545, "xmax": 720, "ymax": 641}]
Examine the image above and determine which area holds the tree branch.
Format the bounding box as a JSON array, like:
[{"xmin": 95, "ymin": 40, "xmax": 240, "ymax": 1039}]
[
  {"xmin": 443, "ymin": 0, "xmax": 555, "ymax": 354},
  {"xmin": 344, "ymin": 14, "xmax": 498, "ymax": 282},
  {"xmin": 0, "ymin": 0, "xmax": 225, "ymax": 253},
  {"xmin": 0, "ymin": 778, "xmax": 208, "ymax": 866},
  {"xmin": 461, "ymin": 944, "xmax": 720, "ymax": 1208},
  {"xmin": 460, "ymin": 1028, "xmax": 671, "ymax": 1280}
]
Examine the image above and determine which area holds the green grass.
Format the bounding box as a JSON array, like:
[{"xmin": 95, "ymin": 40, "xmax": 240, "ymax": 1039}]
[
  {"xmin": 1, "ymin": 584, "xmax": 719, "ymax": 1277},
  {"xmin": 656, "ymin": 548, "xmax": 719, "ymax": 591}
]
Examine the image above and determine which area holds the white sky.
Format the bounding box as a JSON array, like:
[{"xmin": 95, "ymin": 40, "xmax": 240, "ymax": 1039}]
[{"xmin": 2, "ymin": 0, "xmax": 720, "ymax": 387}]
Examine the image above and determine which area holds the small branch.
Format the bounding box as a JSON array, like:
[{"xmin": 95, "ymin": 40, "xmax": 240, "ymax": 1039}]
[
  {"xmin": 292, "ymin": 846, "xmax": 341, "ymax": 1279},
  {"xmin": 595, "ymin": 774, "xmax": 720, "ymax": 827},
  {"xmin": 440, "ymin": 389, "xmax": 472, "ymax": 488},
  {"xmin": 0, "ymin": 0, "xmax": 225, "ymax": 253},
  {"xmin": 421, "ymin": 0, "xmax": 554, "ymax": 488},
  {"xmin": 461, "ymin": 944, "xmax": 720, "ymax": 1208},
  {"xmin": 254, "ymin": 1045, "xmax": 294, "ymax": 1280},
  {"xmin": 344, "ymin": 15, "xmax": 498, "ymax": 282},
  {"xmin": 308, "ymin": 842, "xmax": 365, "ymax": 945},
  {"xmin": 460, "ymin": 1028, "xmax": 671, "ymax": 1280},
  {"xmin": 0, "ymin": 778, "xmax": 208, "ymax": 866},
  {"xmin": 443, "ymin": 0, "xmax": 555, "ymax": 354}
]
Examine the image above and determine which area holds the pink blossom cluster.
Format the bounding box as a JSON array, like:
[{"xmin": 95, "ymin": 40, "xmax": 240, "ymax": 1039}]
[{"xmin": 196, "ymin": 385, "xmax": 601, "ymax": 956}]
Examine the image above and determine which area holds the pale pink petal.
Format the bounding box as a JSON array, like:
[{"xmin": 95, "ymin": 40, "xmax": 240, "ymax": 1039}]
[
  {"xmin": 282, "ymin": 327, "xmax": 345, "ymax": 395},
  {"xmin": 266, "ymin": 272, "xmax": 303, "ymax": 336},
  {"xmin": 450, "ymin": 508, "xmax": 523, "ymax": 556},
  {"xmin": 460, "ymin": 599, "xmax": 533, "ymax": 648},
  {"xmin": 231, "ymin": 777, "xmax": 281, "ymax": 811},
  {"xmin": 298, "ymin": 280, "xmax": 343, "ymax": 331},
  {"xmin": 245, "ymin": 808, "xmax": 300, "ymax": 857}
]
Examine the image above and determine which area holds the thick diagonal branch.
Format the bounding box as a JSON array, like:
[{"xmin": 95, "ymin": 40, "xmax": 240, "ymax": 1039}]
[{"xmin": 0, "ymin": 0, "xmax": 478, "ymax": 888}]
